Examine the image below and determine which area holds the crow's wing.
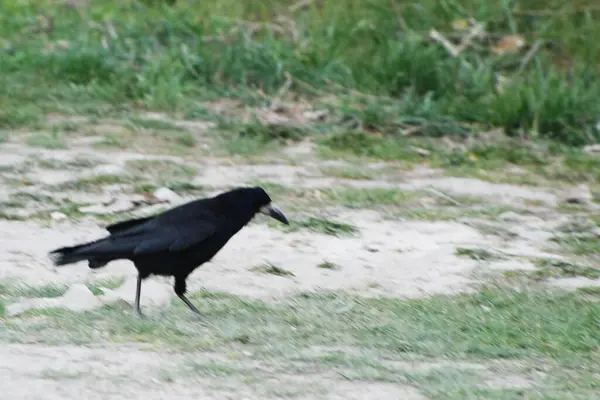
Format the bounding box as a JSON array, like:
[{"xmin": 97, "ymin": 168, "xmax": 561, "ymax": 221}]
[
  {"xmin": 131, "ymin": 214, "xmax": 217, "ymax": 255},
  {"xmin": 106, "ymin": 215, "xmax": 155, "ymax": 234}
]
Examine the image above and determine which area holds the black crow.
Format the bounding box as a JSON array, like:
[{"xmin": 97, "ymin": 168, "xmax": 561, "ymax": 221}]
[{"xmin": 49, "ymin": 186, "xmax": 289, "ymax": 317}]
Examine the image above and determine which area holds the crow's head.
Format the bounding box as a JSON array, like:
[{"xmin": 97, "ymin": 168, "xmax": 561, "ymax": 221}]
[
  {"xmin": 221, "ymin": 186, "xmax": 289, "ymax": 225},
  {"xmin": 254, "ymin": 187, "xmax": 289, "ymax": 225}
]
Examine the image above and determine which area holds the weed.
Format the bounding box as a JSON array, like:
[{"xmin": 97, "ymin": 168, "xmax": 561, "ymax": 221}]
[
  {"xmin": 503, "ymin": 259, "xmax": 600, "ymax": 282},
  {"xmin": 236, "ymin": 122, "xmax": 307, "ymax": 143},
  {"xmin": 455, "ymin": 248, "xmax": 503, "ymax": 261},
  {"xmin": 7, "ymin": 283, "xmax": 68, "ymax": 298},
  {"xmin": 534, "ymin": 259, "xmax": 600, "ymax": 280},
  {"xmin": 577, "ymin": 286, "xmax": 600, "ymax": 296},
  {"xmin": 126, "ymin": 159, "xmax": 196, "ymax": 179},
  {"xmin": 0, "ymin": 104, "xmax": 41, "ymax": 129},
  {"xmin": 0, "ymin": 211, "xmax": 26, "ymax": 221},
  {"xmin": 86, "ymin": 277, "xmax": 125, "ymax": 295},
  {"xmin": 321, "ymin": 187, "xmax": 417, "ymax": 208},
  {"xmin": 49, "ymin": 120, "xmax": 81, "ymax": 133},
  {"xmin": 396, "ymin": 205, "xmax": 515, "ymax": 222},
  {"xmin": 128, "ymin": 117, "xmax": 185, "ymax": 132},
  {"xmin": 215, "ymin": 122, "xmax": 307, "ymax": 156},
  {"xmin": 320, "ymin": 166, "xmax": 376, "ymax": 180},
  {"xmin": 26, "ymin": 131, "xmax": 66, "ymax": 149},
  {"xmin": 95, "ymin": 134, "xmax": 128, "ymax": 149},
  {"xmin": 316, "ymin": 131, "xmax": 421, "ymax": 163},
  {"xmin": 185, "ymin": 360, "xmax": 243, "ymax": 377},
  {"xmin": 174, "ymin": 133, "xmax": 197, "ymax": 147},
  {"xmin": 317, "ymin": 261, "xmax": 340, "ymax": 270},
  {"xmin": 249, "ymin": 263, "xmax": 295, "ymax": 277},
  {"xmin": 551, "ymin": 235, "xmax": 600, "ymax": 258},
  {"xmin": 156, "ymin": 368, "xmax": 177, "ymax": 383},
  {"xmin": 556, "ymin": 218, "xmax": 597, "ymax": 234},
  {"xmin": 40, "ymin": 368, "xmax": 83, "ymax": 381},
  {"xmin": 281, "ymin": 217, "xmax": 359, "ymax": 237},
  {"xmin": 56, "ymin": 174, "xmax": 131, "ymax": 191}
]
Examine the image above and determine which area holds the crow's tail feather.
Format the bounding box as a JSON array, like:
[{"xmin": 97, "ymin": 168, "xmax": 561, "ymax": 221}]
[
  {"xmin": 50, "ymin": 243, "xmax": 100, "ymax": 266},
  {"xmin": 49, "ymin": 243, "xmax": 94, "ymax": 266},
  {"xmin": 49, "ymin": 239, "xmax": 112, "ymax": 268},
  {"xmin": 49, "ymin": 232, "xmax": 143, "ymax": 268}
]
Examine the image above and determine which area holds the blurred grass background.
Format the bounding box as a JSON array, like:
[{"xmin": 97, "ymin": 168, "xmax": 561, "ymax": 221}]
[{"xmin": 1, "ymin": 0, "xmax": 599, "ymax": 145}]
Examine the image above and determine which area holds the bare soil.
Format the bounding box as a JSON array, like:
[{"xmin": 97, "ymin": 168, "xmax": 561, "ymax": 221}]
[{"xmin": 0, "ymin": 117, "xmax": 596, "ymax": 399}]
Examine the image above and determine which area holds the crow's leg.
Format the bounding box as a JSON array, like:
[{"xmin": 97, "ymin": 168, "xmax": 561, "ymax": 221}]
[
  {"xmin": 174, "ymin": 276, "xmax": 200, "ymax": 315},
  {"xmin": 135, "ymin": 274, "xmax": 144, "ymax": 318}
]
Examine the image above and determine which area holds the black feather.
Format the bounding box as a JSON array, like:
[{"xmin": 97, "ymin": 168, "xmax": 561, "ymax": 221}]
[{"xmin": 105, "ymin": 215, "xmax": 154, "ymax": 234}]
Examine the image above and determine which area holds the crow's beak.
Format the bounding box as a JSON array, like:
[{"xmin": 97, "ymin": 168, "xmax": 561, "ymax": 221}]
[{"xmin": 260, "ymin": 203, "xmax": 289, "ymax": 225}]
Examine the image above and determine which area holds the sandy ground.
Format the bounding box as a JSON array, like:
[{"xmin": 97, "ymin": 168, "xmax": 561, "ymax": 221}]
[
  {"xmin": 1, "ymin": 343, "xmax": 437, "ymax": 400},
  {"xmin": 0, "ymin": 123, "xmax": 596, "ymax": 399}
]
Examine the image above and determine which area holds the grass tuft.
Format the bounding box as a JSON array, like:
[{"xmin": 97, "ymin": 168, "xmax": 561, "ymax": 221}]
[
  {"xmin": 249, "ymin": 263, "xmax": 295, "ymax": 277},
  {"xmin": 278, "ymin": 217, "xmax": 359, "ymax": 237},
  {"xmin": 317, "ymin": 261, "xmax": 340, "ymax": 270},
  {"xmin": 455, "ymin": 248, "xmax": 504, "ymax": 261},
  {"xmin": 26, "ymin": 131, "xmax": 67, "ymax": 149}
]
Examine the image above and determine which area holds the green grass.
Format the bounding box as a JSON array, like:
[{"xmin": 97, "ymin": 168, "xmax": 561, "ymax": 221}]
[
  {"xmin": 455, "ymin": 247, "xmax": 504, "ymax": 261},
  {"xmin": 321, "ymin": 187, "xmax": 418, "ymax": 208},
  {"xmin": 211, "ymin": 121, "xmax": 310, "ymax": 156},
  {"xmin": 0, "ymin": 211, "xmax": 26, "ymax": 221},
  {"xmin": 503, "ymin": 262, "xmax": 600, "ymax": 283},
  {"xmin": 249, "ymin": 263, "xmax": 295, "ymax": 277},
  {"xmin": 127, "ymin": 116, "xmax": 186, "ymax": 132},
  {"xmin": 577, "ymin": 286, "xmax": 600, "ymax": 296},
  {"xmin": 316, "ymin": 131, "xmax": 424, "ymax": 163},
  {"xmin": 396, "ymin": 205, "xmax": 517, "ymax": 221},
  {"xmin": 1, "ymin": 0, "xmax": 600, "ymax": 147},
  {"xmin": 317, "ymin": 261, "xmax": 340, "ymax": 270},
  {"xmin": 125, "ymin": 159, "xmax": 198, "ymax": 189},
  {"xmin": 8, "ymin": 283, "xmax": 69, "ymax": 298},
  {"xmin": 2, "ymin": 286, "xmax": 598, "ymax": 359},
  {"xmin": 320, "ymin": 166, "xmax": 377, "ymax": 180},
  {"xmin": 274, "ymin": 217, "xmax": 359, "ymax": 236},
  {"xmin": 551, "ymin": 234, "xmax": 600, "ymax": 259},
  {"xmin": 532, "ymin": 259, "xmax": 600, "ymax": 280},
  {"xmin": 0, "ymin": 278, "xmax": 125, "ymax": 299},
  {"xmin": 0, "ymin": 286, "xmax": 598, "ymax": 397},
  {"xmin": 36, "ymin": 157, "xmax": 98, "ymax": 170},
  {"xmin": 317, "ymin": 130, "xmax": 600, "ymax": 185},
  {"xmin": 39, "ymin": 368, "xmax": 84, "ymax": 381},
  {"xmin": 52, "ymin": 174, "xmax": 131, "ymax": 191},
  {"xmin": 135, "ymin": 180, "xmax": 205, "ymax": 196},
  {"xmin": 26, "ymin": 131, "xmax": 67, "ymax": 149}
]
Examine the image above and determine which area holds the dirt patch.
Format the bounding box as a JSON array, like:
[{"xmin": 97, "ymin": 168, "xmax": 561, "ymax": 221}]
[
  {"xmin": 0, "ymin": 136, "xmax": 577, "ymax": 301},
  {"xmin": 0, "ymin": 210, "xmax": 551, "ymax": 302},
  {"xmin": 0, "ymin": 344, "xmax": 428, "ymax": 400},
  {"xmin": 1, "ymin": 124, "xmax": 595, "ymax": 400}
]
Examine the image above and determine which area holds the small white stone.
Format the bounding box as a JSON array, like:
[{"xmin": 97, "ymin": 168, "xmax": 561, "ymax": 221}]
[
  {"xmin": 153, "ymin": 187, "xmax": 181, "ymax": 204},
  {"xmin": 59, "ymin": 284, "xmax": 102, "ymax": 311},
  {"xmin": 50, "ymin": 211, "xmax": 68, "ymax": 222},
  {"xmin": 99, "ymin": 277, "xmax": 172, "ymax": 309},
  {"xmin": 92, "ymin": 164, "xmax": 124, "ymax": 176}
]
